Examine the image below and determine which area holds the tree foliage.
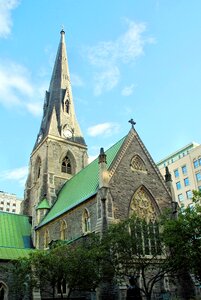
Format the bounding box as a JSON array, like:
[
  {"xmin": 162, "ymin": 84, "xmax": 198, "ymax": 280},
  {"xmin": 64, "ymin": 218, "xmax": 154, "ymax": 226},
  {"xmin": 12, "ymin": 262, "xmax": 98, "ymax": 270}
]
[
  {"xmin": 100, "ymin": 216, "xmax": 173, "ymax": 300},
  {"xmin": 25, "ymin": 235, "xmax": 102, "ymax": 299},
  {"xmin": 162, "ymin": 190, "xmax": 201, "ymax": 282}
]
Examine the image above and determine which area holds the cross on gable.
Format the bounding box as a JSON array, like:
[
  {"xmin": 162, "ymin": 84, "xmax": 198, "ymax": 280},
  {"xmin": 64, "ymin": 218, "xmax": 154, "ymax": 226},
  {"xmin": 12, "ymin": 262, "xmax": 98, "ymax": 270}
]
[{"xmin": 128, "ymin": 118, "xmax": 136, "ymax": 128}]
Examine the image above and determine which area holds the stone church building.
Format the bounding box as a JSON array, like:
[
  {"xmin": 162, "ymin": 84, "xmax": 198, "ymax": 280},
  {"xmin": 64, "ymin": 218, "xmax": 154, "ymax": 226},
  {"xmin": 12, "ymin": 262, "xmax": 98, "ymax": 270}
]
[{"xmin": 0, "ymin": 30, "xmax": 176, "ymax": 299}]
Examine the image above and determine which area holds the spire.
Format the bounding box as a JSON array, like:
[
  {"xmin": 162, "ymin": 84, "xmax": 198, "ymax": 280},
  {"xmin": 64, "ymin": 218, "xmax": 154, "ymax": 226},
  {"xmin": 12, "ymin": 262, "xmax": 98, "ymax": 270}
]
[
  {"xmin": 49, "ymin": 29, "xmax": 70, "ymax": 91},
  {"xmin": 34, "ymin": 30, "xmax": 86, "ymax": 149}
]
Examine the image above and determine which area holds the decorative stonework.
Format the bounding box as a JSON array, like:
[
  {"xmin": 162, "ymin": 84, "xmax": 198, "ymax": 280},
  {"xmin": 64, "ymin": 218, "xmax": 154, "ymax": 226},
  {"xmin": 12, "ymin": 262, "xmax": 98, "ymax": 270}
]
[
  {"xmin": 130, "ymin": 155, "xmax": 146, "ymax": 172},
  {"xmin": 130, "ymin": 187, "xmax": 157, "ymax": 222}
]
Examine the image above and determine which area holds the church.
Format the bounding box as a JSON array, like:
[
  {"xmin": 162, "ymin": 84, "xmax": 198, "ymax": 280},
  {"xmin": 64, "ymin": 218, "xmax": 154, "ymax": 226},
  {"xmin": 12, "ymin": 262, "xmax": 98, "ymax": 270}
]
[{"xmin": 0, "ymin": 30, "xmax": 174, "ymax": 299}]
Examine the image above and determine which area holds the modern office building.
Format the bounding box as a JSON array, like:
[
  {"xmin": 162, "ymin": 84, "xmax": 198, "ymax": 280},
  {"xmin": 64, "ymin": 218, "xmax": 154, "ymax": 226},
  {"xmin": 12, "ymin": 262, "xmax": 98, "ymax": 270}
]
[
  {"xmin": 157, "ymin": 142, "xmax": 201, "ymax": 208},
  {"xmin": 0, "ymin": 191, "xmax": 22, "ymax": 214}
]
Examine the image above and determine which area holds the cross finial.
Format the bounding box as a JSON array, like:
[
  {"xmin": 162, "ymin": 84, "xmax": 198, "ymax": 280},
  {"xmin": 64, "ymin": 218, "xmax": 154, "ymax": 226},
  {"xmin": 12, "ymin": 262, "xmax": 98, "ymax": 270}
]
[{"xmin": 128, "ymin": 118, "xmax": 136, "ymax": 128}]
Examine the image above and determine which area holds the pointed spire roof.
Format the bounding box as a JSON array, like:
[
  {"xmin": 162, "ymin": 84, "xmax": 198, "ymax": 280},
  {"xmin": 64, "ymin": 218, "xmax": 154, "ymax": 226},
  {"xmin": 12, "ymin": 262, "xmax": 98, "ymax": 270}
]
[
  {"xmin": 49, "ymin": 29, "xmax": 70, "ymax": 91},
  {"xmin": 33, "ymin": 30, "xmax": 86, "ymax": 150}
]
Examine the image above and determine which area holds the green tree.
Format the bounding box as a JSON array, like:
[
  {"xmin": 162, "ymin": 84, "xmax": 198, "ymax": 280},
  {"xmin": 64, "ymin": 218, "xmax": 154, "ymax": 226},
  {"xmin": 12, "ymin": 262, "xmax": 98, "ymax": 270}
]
[
  {"xmin": 100, "ymin": 216, "xmax": 174, "ymax": 300},
  {"xmin": 162, "ymin": 190, "xmax": 201, "ymax": 282},
  {"xmin": 23, "ymin": 235, "xmax": 102, "ymax": 299}
]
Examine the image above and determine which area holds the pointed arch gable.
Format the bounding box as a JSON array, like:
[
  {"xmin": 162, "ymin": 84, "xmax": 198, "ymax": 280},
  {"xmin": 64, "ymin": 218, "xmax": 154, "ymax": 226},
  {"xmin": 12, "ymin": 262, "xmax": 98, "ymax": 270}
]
[{"xmin": 129, "ymin": 185, "xmax": 160, "ymax": 221}]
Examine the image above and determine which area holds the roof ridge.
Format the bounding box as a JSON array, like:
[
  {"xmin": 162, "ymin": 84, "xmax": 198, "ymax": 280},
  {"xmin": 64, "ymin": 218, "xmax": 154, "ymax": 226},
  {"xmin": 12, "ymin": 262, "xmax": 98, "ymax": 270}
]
[{"xmin": 0, "ymin": 211, "xmax": 29, "ymax": 218}]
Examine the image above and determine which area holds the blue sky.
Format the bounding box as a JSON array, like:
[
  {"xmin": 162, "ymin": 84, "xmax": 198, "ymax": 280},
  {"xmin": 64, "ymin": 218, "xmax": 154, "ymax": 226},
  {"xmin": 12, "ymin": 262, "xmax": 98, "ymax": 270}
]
[{"xmin": 0, "ymin": 0, "xmax": 201, "ymax": 198}]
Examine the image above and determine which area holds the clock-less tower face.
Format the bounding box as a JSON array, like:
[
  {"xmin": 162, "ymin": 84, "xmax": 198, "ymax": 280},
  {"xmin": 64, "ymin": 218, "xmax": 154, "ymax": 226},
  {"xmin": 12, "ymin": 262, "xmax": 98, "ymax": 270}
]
[{"xmin": 63, "ymin": 125, "xmax": 73, "ymax": 138}]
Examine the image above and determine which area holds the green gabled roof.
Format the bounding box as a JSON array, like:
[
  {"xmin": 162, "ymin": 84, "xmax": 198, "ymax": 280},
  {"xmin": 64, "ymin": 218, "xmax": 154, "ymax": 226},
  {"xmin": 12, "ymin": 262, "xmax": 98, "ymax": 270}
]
[
  {"xmin": 0, "ymin": 212, "xmax": 33, "ymax": 259},
  {"xmin": 39, "ymin": 136, "xmax": 126, "ymax": 227},
  {"xmin": 36, "ymin": 198, "xmax": 50, "ymax": 210}
]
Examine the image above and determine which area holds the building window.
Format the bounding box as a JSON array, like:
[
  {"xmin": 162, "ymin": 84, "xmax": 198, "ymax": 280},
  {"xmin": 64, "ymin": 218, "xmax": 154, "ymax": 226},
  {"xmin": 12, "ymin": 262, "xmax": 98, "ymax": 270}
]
[
  {"xmin": 131, "ymin": 155, "xmax": 146, "ymax": 172},
  {"xmin": 44, "ymin": 229, "xmax": 50, "ymax": 249},
  {"xmin": 0, "ymin": 201, "xmax": 3, "ymax": 204},
  {"xmin": 13, "ymin": 203, "xmax": 16, "ymax": 206},
  {"xmin": 174, "ymin": 169, "xmax": 179, "ymax": 178},
  {"xmin": 6, "ymin": 202, "xmax": 10, "ymax": 206},
  {"xmin": 186, "ymin": 190, "xmax": 192, "ymax": 199},
  {"xmin": 182, "ymin": 165, "xmax": 187, "ymax": 175},
  {"xmin": 82, "ymin": 209, "xmax": 91, "ymax": 233},
  {"xmin": 65, "ymin": 100, "xmax": 70, "ymax": 113},
  {"xmin": 176, "ymin": 181, "xmax": 181, "ymax": 190},
  {"xmin": 196, "ymin": 172, "xmax": 201, "ymax": 182},
  {"xmin": 184, "ymin": 177, "xmax": 190, "ymax": 186},
  {"xmin": 194, "ymin": 160, "xmax": 199, "ymax": 168},
  {"xmin": 0, "ymin": 207, "xmax": 3, "ymax": 211},
  {"xmin": 35, "ymin": 156, "xmax": 42, "ymax": 180},
  {"xmin": 178, "ymin": 194, "xmax": 184, "ymax": 202},
  {"xmin": 60, "ymin": 220, "xmax": 67, "ymax": 240},
  {"xmin": 6, "ymin": 208, "xmax": 9, "ymax": 212},
  {"xmin": 61, "ymin": 156, "xmax": 72, "ymax": 174},
  {"xmin": 12, "ymin": 209, "xmax": 16, "ymax": 213}
]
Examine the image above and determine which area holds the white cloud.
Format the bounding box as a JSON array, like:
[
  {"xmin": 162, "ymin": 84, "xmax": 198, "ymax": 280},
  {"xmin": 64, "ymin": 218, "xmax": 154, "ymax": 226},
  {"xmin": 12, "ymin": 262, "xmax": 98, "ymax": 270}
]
[
  {"xmin": 0, "ymin": 60, "xmax": 44, "ymax": 116},
  {"xmin": 71, "ymin": 74, "xmax": 84, "ymax": 87},
  {"xmin": 94, "ymin": 67, "xmax": 120, "ymax": 96},
  {"xmin": 0, "ymin": 0, "xmax": 20, "ymax": 38},
  {"xmin": 87, "ymin": 122, "xmax": 120, "ymax": 137},
  {"xmin": 121, "ymin": 84, "xmax": 135, "ymax": 96},
  {"xmin": 0, "ymin": 166, "xmax": 28, "ymax": 186},
  {"xmin": 86, "ymin": 19, "xmax": 154, "ymax": 96}
]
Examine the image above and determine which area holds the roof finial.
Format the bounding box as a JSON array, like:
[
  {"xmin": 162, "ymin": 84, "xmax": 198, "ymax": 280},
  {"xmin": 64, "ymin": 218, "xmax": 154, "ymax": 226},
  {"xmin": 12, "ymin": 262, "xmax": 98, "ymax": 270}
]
[
  {"xmin": 60, "ymin": 25, "xmax": 65, "ymax": 35},
  {"xmin": 128, "ymin": 118, "xmax": 136, "ymax": 128}
]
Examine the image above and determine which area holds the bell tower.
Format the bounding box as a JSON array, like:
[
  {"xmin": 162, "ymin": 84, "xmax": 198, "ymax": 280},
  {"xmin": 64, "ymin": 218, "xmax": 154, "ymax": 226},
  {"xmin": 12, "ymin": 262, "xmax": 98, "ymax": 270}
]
[{"xmin": 23, "ymin": 30, "xmax": 88, "ymax": 218}]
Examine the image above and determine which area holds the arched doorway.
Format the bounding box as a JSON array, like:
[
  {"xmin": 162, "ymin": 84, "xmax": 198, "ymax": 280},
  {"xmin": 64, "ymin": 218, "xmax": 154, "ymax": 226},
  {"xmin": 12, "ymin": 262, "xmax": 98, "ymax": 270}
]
[{"xmin": 0, "ymin": 282, "xmax": 8, "ymax": 300}]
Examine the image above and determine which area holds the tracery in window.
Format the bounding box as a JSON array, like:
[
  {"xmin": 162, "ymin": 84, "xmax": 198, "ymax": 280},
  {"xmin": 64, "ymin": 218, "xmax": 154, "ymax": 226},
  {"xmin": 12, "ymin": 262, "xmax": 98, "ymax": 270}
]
[
  {"xmin": 61, "ymin": 156, "xmax": 72, "ymax": 174},
  {"xmin": 130, "ymin": 186, "xmax": 157, "ymax": 222},
  {"xmin": 60, "ymin": 220, "xmax": 67, "ymax": 240},
  {"xmin": 82, "ymin": 209, "xmax": 91, "ymax": 233},
  {"xmin": 44, "ymin": 229, "xmax": 50, "ymax": 248},
  {"xmin": 131, "ymin": 155, "xmax": 146, "ymax": 172},
  {"xmin": 130, "ymin": 219, "xmax": 161, "ymax": 256}
]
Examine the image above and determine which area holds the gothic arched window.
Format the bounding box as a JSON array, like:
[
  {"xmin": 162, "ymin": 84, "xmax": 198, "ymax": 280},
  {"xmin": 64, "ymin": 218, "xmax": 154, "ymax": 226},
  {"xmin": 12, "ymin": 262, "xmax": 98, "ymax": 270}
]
[
  {"xmin": 35, "ymin": 156, "xmax": 42, "ymax": 180},
  {"xmin": 60, "ymin": 220, "xmax": 67, "ymax": 240},
  {"xmin": 65, "ymin": 100, "xmax": 70, "ymax": 114},
  {"xmin": 131, "ymin": 155, "xmax": 146, "ymax": 172},
  {"xmin": 129, "ymin": 186, "xmax": 157, "ymax": 222},
  {"xmin": 82, "ymin": 209, "xmax": 91, "ymax": 233},
  {"xmin": 61, "ymin": 156, "xmax": 72, "ymax": 174},
  {"xmin": 0, "ymin": 282, "xmax": 8, "ymax": 300},
  {"xmin": 44, "ymin": 229, "xmax": 50, "ymax": 249}
]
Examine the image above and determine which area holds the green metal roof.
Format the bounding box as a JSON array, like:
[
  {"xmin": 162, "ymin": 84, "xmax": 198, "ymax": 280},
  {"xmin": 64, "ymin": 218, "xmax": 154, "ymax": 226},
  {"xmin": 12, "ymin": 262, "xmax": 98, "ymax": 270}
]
[
  {"xmin": 0, "ymin": 212, "xmax": 33, "ymax": 260},
  {"xmin": 0, "ymin": 248, "xmax": 33, "ymax": 260},
  {"xmin": 36, "ymin": 198, "xmax": 50, "ymax": 210},
  {"xmin": 39, "ymin": 136, "xmax": 126, "ymax": 227}
]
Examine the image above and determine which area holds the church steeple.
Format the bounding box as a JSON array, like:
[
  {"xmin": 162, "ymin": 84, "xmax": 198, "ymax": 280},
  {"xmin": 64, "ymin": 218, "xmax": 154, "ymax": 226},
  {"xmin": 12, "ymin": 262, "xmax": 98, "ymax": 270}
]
[
  {"xmin": 24, "ymin": 31, "xmax": 88, "ymax": 219},
  {"xmin": 34, "ymin": 30, "xmax": 86, "ymax": 148}
]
